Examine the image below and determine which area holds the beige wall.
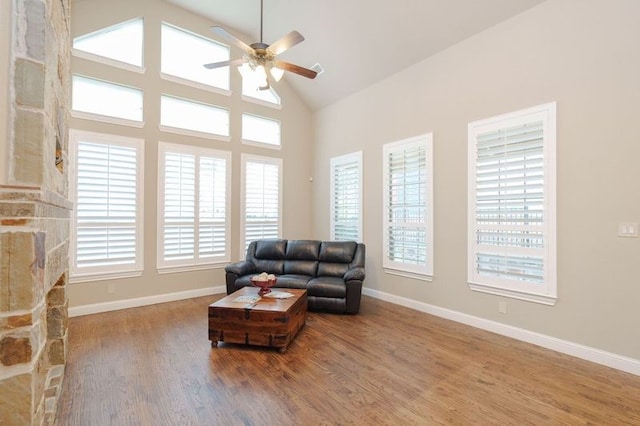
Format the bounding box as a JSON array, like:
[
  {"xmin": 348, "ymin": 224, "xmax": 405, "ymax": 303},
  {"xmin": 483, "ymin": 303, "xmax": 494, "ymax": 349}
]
[
  {"xmin": 69, "ymin": 0, "xmax": 314, "ymax": 307},
  {"xmin": 313, "ymin": 0, "xmax": 640, "ymax": 360}
]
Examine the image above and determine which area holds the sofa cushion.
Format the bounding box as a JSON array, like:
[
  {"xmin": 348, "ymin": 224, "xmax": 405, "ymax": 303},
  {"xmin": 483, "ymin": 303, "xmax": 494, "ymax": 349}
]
[
  {"xmin": 255, "ymin": 239, "xmax": 286, "ymax": 259},
  {"xmin": 319, "ymin": 241, "xmax": 357, "ymax": 263},
  {"xmin": 284, "ymin": 260, "xmax": 318, "ymax": 276},
  {"xmin": 317, "ymin": 262, "xmax": 348, "ymax": 278},
  {"xmin": 285, "ymin": 240, "xmax": 320, "ymax": 260},
  {"xmin": 307, "ymin": 277, "xmax": 347, "ymax": 298},
  {"xmin": 252, "ymin": 259, "xmax": 284, "ymax": 275},
  {"xmin": 275, "ymin": 274, "xmax": 313, "ymax": 289}
]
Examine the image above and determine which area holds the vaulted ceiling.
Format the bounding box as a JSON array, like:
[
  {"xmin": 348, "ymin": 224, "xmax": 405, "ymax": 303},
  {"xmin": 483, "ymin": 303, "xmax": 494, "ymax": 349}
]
[{"xmin": 165, "ymin": 0, "xmax": 546, "ymax": 111}]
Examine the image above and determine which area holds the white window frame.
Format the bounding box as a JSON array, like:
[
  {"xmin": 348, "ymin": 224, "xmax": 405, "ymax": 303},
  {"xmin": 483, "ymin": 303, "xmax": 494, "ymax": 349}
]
[
  {"xmin": 160, "ymin": 22, "xmax": 230, "ymax": 95},
  {"xmin": 241, "ymin": 113, "xmax": 281, "ymax": 149},
  {"xmin": 157, "ymin": 142, "xmax": 231, "ymax": 273},
  {"xmin": 382, "ymin": 133, "xmax": 433, "ymax": 281},
  {"xmin": 240, "ymin": 154, "xmax": 283, "ymax": 258},
  {"xmin": 72, "ymin": 17, "xmax": 145, "ymax": 73},
  {"xmin": 160, "ymin": 94, "xmax": 230, "ymax": 141},
  {"xmin": 69, "ymin": 130, "xmax": 144, "ymax": 283},
  {"xmin": 467, "ymin": 102, "xmax": 557, "ymax": 305},
  {"xmin": 71, "ymin": 75, "xmax": 144, "ymax": 127},
  {"xmin": 330, "ymin": 151, "xmax": 363, "ymax": 242}
]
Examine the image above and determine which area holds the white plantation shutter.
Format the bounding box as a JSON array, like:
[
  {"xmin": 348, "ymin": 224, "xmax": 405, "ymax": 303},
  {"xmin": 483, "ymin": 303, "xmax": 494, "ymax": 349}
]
[
  {"xmin": 163, "ymin": 152, "xmax": 196, "ymax": 261},
  {"xmin": 241, "ymin": 155, "xmax": 282, "ymax": 253},
  {"xmin": 382, "ymin": 134, "xmax": 433, "ymax": 279},
  {"xmin": 468, "ymin": 103, "xmax": 557, "ymax": 304},
  {"xmin": 71, "ymin": 131, "xmax": 143, "ymax": 280},
  {"xmin": 330, "ymin": 152, "xmax": 362, "ymax": 241},
  {"xmin": 158, "ymin": 143, "xmax": 230, "ymax": 269}
]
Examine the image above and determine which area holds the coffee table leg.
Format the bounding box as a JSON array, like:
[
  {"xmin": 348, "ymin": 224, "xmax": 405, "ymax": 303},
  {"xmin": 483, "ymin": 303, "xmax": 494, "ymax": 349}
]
[{"xmin": 211, "ymin": 340, "xmax": 218, "ymax": 348}]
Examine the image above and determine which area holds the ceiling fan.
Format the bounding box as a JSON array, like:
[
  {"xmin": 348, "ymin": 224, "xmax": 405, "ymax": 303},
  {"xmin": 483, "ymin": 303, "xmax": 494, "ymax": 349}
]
[{"xmin": 203, "ymin": 0, "xmax": 317, "ymax": 90}]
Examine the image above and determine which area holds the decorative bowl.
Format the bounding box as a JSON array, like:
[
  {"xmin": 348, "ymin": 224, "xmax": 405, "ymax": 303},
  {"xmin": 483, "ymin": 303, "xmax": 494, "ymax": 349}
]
[{"xmin": 251, "ymin": 276, "xmax": 277, "ymax": 295}]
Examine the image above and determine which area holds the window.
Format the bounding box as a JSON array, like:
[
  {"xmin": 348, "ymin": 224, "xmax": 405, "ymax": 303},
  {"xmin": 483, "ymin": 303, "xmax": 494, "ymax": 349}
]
[
  {"xmin": 157, "ymin": 142, "xmax": 231, "ymax": 271},
  {"xmin": 382, "ymin": 134, "xmax": 433, "ymax": 280},
  {"xmin": 241, "ymin": 68, "xmax": 281, "ymax": 107},
  {"xmin": 69, "ymin": 130, "xmax": 144, "ymax": 282},
  {"xmin": 160, "ymin": 95, "xmax": 229, "ymax": 139},
  {"xmin": 72, "ymin": 75, "xmax": 143, "ymax": 125},
  {"xmin": 161, "ymin": 23, "xmax": 229, "ymax": 91},
  {"xmin": 467, "ymin": 102, "xmax": 557, "ymax": 305},
  {"xmin": 73, "ymin": 18, "xmax": 144, "ymax": 70},
  {"xmin": 330, "ymin": 151, "xmax": 363, "ymax": 242},
  {"xmin": 240, "ymin": 155, "xmax": 282, "ymax": 255},
  {"xmin": 242, "ymin": 113, "xmax": 280, "ymax": 148}
]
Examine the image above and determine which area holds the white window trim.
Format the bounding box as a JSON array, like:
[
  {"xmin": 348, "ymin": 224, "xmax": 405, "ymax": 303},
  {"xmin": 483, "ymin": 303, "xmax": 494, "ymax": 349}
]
[
  {"xmin": 241, "ymin": 94, "xmax": 282, "ymax": 110},
  {"xmin": 70, "ymin": 110, "xmax": 145, "ymax": 128},
  {"xmin": 382, "ymin": 133, "xmax": 434, "ymax": 281},
  {"xmin": 69, "ymin": 130, "xmax": 145, "ymax": 283},
  {"xmin": 160, "ymin": 73, "xmax": 232, "ymax": 97},
  {"xmin": 72, "ymin": 49, "xmax": 146, "ymax": 74},
  {"xmin": 239, "ymin": 154, "xmax": 283, "ymax": 259},
  {"xmin": 330, "ymin": 151, "xmax": 363, "ymax": 242},
  {"xmin": 157, "ymin": 142, "xmax": 232, "ymax": 272},
  {"xmin": 467, "ymin": 102, "xmax": 557, "ymax": 305}
]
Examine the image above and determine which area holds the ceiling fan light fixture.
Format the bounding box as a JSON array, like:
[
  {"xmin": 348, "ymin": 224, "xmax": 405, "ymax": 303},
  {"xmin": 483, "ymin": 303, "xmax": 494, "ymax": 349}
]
[{"xmin": 270, "ymin": 65, "xmax": 284, "ymax": 82}]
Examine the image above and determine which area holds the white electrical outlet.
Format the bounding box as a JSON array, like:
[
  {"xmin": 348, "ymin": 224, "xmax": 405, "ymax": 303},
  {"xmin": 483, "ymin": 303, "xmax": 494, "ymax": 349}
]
[
  {"xmin": 618, "ymin": 222, "xmax": 638, "ymax": 237},
  {"xmin": 498, "ymin": 301, "xmax": 508, "ymax": 314}
]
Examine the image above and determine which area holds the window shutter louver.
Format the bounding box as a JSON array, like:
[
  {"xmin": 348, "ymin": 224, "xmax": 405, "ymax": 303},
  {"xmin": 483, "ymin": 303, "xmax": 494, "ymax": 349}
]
[
  {"xmin": 158, "ymin": 143, "xmax": 230, "ymax": 269},
  {"xmin": 474, "ymin": 121, "xmax": 545, "ymax": 283},
  {"xmin": 468, "ymin": 102, "xmax": 557, "ymax": 304},
  {"xmin": 382, "ymin": 134, "xmax": 433, "ymax": 279},
  {"xmin": 75, "ymin": 139, "xmax": 140, "ymax": 272},
  {"xmin": 243, "ymin": 158, "xmax": 281, "ymax": 251},
  {"xmin": 330, "ymin": 152, "xmax": 362, "ymax": 242}
]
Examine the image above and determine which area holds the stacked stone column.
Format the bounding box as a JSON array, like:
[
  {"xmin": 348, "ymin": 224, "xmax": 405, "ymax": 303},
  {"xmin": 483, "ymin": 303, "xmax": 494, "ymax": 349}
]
[{"xmin": 0, "ymin": 0, "xmax": 71, "ymax": 425}]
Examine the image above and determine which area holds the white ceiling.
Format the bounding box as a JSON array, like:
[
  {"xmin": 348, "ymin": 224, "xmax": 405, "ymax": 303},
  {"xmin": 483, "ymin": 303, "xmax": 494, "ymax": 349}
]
[{"xmin": 165, "ymin": 0, "xmax": 546, "ymax": 111}]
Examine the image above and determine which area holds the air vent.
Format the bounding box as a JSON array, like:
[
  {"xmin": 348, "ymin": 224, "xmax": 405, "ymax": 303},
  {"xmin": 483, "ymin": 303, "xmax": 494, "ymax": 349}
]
[{"xmin": 310, "ymin": 63, "xmax": 325, "ymax": 76}]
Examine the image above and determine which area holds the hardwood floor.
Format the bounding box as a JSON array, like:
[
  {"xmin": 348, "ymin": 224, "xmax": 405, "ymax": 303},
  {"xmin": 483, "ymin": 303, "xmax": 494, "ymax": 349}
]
[{"xmin": 55, "ymin": 295, "xmax": 640, "ymax": 425}]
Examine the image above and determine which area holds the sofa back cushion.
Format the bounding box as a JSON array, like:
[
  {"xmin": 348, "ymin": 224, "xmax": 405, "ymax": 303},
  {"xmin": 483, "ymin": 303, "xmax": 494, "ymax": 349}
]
[
  {"xmin": 284, "ymin": 260, "xmax": 318, "ymax": 276},
  {"xmin": 316, "ymin": 241, "xmax": 358, "ymax": 277},
  {"xmin": 285, "ymin": 240, "xmax": 320, "ymax": 260},
  {"xmin": 250, "ymin": 239, "xmax": 286, "ymax": 275}
]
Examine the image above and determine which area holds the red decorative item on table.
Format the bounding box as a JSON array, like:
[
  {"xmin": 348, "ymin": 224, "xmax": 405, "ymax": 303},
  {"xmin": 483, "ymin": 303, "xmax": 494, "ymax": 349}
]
[{"xmin": 250, "ymin": 272, "xmax": 277, "ymax": 295}]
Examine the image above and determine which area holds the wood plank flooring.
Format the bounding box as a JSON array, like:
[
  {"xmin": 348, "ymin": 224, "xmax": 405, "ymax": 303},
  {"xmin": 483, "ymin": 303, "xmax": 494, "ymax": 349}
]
[{"xmin": 55, "ymin": 294, "xmax": 640, "ymax": 425}]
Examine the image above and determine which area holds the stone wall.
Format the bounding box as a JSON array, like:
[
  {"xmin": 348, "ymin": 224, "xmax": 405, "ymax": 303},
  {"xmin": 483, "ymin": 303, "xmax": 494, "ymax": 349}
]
[{"xmin": 0, "ymin": 0, "xmax": 71, "ymax": 425}]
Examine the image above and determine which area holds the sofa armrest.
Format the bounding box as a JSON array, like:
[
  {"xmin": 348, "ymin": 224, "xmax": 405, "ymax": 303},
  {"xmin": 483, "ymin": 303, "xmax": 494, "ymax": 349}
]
[
  {"xmin": 225, "ymin": 260, "xmax": 255, "ymax": 277},
  {"xmin": 344, "ymin": 266, "xmax": 365, "ymax": 282}
]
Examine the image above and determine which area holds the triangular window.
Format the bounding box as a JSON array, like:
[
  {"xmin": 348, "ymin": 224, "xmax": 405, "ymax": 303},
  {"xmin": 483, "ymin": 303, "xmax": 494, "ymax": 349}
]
[{"xmin": 73, "ymin": 18, "xmax": 144, "ymax": 68}]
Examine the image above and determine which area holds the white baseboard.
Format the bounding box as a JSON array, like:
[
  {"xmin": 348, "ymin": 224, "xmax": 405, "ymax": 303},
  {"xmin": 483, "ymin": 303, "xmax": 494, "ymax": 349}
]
[
  {"xmin": 362, "ymin": 287, "xmax": 640, "ymax": 377},
  {"xmin": 68, "ymin": 286, "xmax": 227, "ymax": 318}
]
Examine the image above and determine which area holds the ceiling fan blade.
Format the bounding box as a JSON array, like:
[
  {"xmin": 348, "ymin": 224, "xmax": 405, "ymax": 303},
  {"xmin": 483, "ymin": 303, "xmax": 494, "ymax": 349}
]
[
  {"xmin": 210, "ymin": 26, "xmax": 253, "ymax": 53},
  {"xmin": 203, "ymin": 58, "xmax": 246, "ymax": 70},
  {"xmin": 275, "ymin": 61, "xmax": 318, "ymax": 79},
  {"xmin": 268, "ymin": 31, "xmax": 305, "ymax": 56}
]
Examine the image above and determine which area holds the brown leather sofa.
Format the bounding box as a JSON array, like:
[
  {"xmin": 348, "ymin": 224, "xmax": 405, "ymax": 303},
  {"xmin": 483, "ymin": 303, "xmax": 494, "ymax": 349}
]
[{"xmin": 225, "ymin": 239, "xmax": 366, "ymax": 314}]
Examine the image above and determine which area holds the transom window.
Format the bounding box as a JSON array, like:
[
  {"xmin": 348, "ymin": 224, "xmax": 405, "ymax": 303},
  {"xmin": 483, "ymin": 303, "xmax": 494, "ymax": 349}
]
[
  {"xmin": 161, "ymin": 23, "xmax": 230, "ymax": 91},
  {"xmin": 73, "ymin": 18, "xmax": 144, "ymax": 69},
  {"xmin": 468, "ymin": 102, "xmax": 557, "ymax": 305},
  {"xmin": 72, "ymin": 75, "xmax": 143, "ymax": 125},
  {"xmin": 382, "ymin": 134, "xmax": 433, "ymax": 280},
  {"xmin": 160, "ymin": 95, "xmax": 229, "ymax": 139},
  {"xmin": 242, "ymin": 113, "xmax": 281, "ymax": 148}
]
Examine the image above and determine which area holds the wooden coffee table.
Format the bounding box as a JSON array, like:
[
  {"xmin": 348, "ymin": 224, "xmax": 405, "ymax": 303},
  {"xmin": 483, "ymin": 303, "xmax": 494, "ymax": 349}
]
[{"xmin": 208, "ymin": 287, "xmax": 307, "ymax": 353}]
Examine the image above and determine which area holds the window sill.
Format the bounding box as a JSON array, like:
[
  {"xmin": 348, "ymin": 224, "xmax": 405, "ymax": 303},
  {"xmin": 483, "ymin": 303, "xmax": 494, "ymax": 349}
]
[
  {"xmin": 383, "ymin": 267, "xmax": 433, "ymax": 282},
  {"xmin": 241, "ymin": 94, "xmax": 282, "ymax": 110},
  {"xmin": 160, "ymin": 73, "xmax": 231, "ymax": 96},
  {"xmin": 72, "ymin": 49, "xmax": 146, "ymax": 74},
  {"xmin": 468, "ymin": 281, "xmax": 557, "ymax": 306},
  {"xmin": 157, "ymin": 262, "xmax": 227, "ymax": 275},
  {"xmin": 241, "ymin": 139, "xmax": 281, "ymax": 150},
  {"xmin": 71, "ymin": 110, "xmax": 144, "ymax": 128},
  {"xmin": 70, "ymin": 269, "xmax": 143, "ymax": 284},
  {"xmin": 159, "ymin": 125, "xmax": 231, "ymax": 142}
]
